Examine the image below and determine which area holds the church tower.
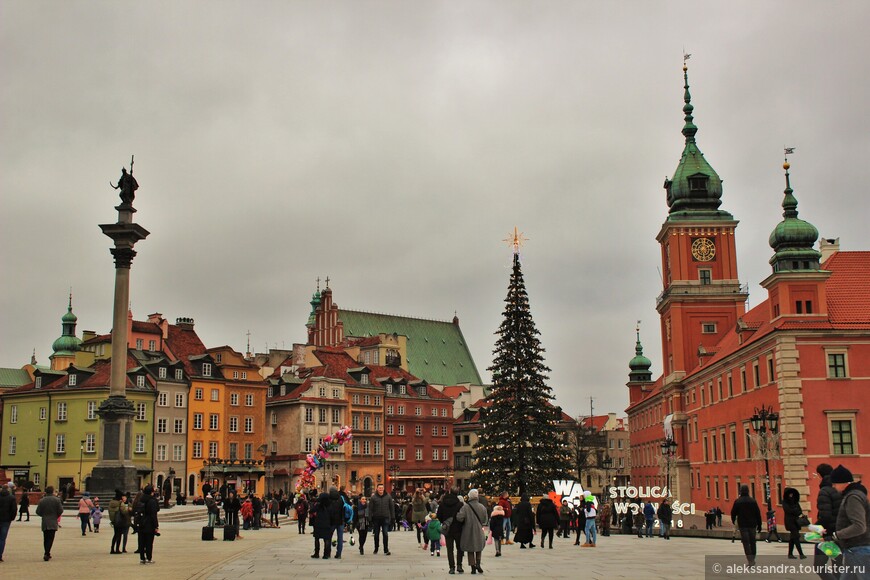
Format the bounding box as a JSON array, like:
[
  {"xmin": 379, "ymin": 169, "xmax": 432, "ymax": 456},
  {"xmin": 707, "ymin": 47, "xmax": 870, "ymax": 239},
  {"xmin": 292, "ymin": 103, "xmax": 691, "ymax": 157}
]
[
  {"xmin": 50, "ymin": 292, "xmax": 82, "ymax": 370},
  {"xmin": 627, "ymin": 324, "xmax": 655, "ymax": 405},
  {"xmin": 656, "ymin": 62, "xmax": 748, "ymax": 381}
]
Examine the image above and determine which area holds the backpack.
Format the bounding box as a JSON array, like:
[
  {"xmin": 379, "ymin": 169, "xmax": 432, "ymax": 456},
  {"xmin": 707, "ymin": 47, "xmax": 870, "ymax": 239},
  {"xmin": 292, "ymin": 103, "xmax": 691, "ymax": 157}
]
[{"xmin": 342, "ymin": 497, "xmax": 354, "ymax": 524}]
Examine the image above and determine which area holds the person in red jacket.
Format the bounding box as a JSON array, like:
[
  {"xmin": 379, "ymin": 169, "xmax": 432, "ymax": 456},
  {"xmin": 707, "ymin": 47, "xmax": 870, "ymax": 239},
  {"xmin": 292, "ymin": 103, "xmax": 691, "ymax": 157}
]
[{"xmin": 497, "ymin": 492, "xmax": 514, "ymax": 544}]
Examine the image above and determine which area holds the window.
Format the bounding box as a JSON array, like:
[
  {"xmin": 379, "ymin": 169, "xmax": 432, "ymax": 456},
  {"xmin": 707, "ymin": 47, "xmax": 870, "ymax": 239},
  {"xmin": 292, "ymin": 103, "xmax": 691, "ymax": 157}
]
[
  {"xmin": 244, "ymin": 416, "xmax": 253, "ymax": 433},
  {"xmin": 387, "ymin": 405, "xmax": 394, "ymax": 415},
  {"xmin": 229, "ymin": 443, "xmax": 237, "ymax": 459},
  {"xmin": 415, "ymin": 448, "xmax": 423, "ymax": 461},
  {"xmin": 332, "ymin": 408, "xmax": 340, "ymax": 423},
  {"xmin": 137, "ymin": 403, "xmax": 147, "ymax": 421},
  {"xmin": 305, "ymin": 438, "xmax": 313, "ymax": 453},
  {"xmin": 233, "ymin": 371, "xmax": 239, "ymax": 379},
  {"xmin": 194, "ymin": 413, "xmax": 203, "ymax": 430},
  {"xmin": 352, "ymin": 440, "xmax": 360, "ymax": 454},
  {"xmin": 753, "ymin": 363, "xmax": 760, "ymax": 387},
  {"xmin": 433, "ymin": 449, "xmax": 439, "ymax": 460},
  {"xmin": 231, "ymin": 393, "xmax": 239, "ymax": 406},
  {"xmin": 242, "ymin": 372, "xmax": 247, "ymax": 380},
  {"xmin": 209, "ymin": 441, "xmax": 218, "ymax": 458},
  {"xmin": 702, "ymin": 323, "xmax": 717, "ymax": 334},
  {"xmin": 387, "ymin": 424, "xmax": 394, "ymax": 435},
  {"xmin": 244, "ymin": 443, "xmax": 252, "ymax": 459},
  {"xmin": 305, "ymin": 407, "xmax": 313, "ymax": 423},
  {"xmin": 57, "ymin": 402, "xmax": 67, "ymax": 421},
  {"xmin": 35, "ymin": 376, "xmax": 42, "ymax": 389},
  {"xmin": 229, "ymin": 416, "xmax": 239, "ymax": 432},
  {"xmin": 415, "ymin": 406, "xmax": 422, "ymax": 416},
  {"xmin": 374, "ymin": 416, "xmax": 381, "ymax": 430},
  {"xmin": 415, "ymin": 425, "xmax": 422, "ymax": 436},
  {"xmin": 827, "ymin": 352, "xmax": 848, "ymax": 378},
  {"xmin": 319, "ymin": 387, "xmax": 327, "ymax": 398},
  {"xmin": 432, "ymin": 426, "xmax": 438, "ymax": 436},
  {"xmin": 202, "ymin": 363, "xmax": 212, "ymax": 377},
  {"xmin": 362, "ymin": 395, "xmax": 370, "ymax": 405},
  {"xmin": 209, "ymin": 414, "xmax": 219, "ymax": 430},
  {"xmin": 172, "ymin": 444, "xmax": 184, "ymax": 462},
  {"xmin": 135, "ymin": 434, "xmax": 145, "ymax": 453},
  {"xmin": 830, "ymin": 417, "xmax": 855, "ymax": 455},
  {"xmin": 211, "ymin": 389, "xmax": 219, "ymax": 401},
  {"xmin": 399, "ymin": 385, "xmax": 406, "ymax": 395},
  {"xmin": 174, "ymin": 418, "xmax": 184, "ymax": 434},
  {"xmin": 386, "ymin": 384, "xmax": 393, "ymax": 394},
  {"xmin": 333, "ymin": 389, "xmax": 341, "ymax": 399},
  {"xmin": 175, "ymin": 393, "xmax": 185, "ymax": 407},
  {"xmin": 271, "ymin": 411, "xmax": 277, "ymax": 426},
  {"xmin": 398, "ymin": 448, "xmax": 406, "ymax": 460},
  {"xmin": 699, "ymin": 269, "xmax": 712, "ymax": 285},
  {"xmin": 398, "ymin": 425, "xmax": 405, "ymax": 436},
  {"xmin": 156, "ymin": 444, "xmax": 167, "ymax": 461},
  {"xmin": 352, "ymin": 394, "xmax": 360, "ymax": 404},
  {"xmin": 375, "ymin": 440, "xmax": 381, "ymax": 455},
  {"xmin": 157, "ymin": 392, "xmax": 168, "ymax": 406},
  {"xmin": 8, "ymin": 436, "xmax": 16, "ymax": 455},
  {"xmin": 441, "ymin": 408, "xmax": 448, "ymax": 417},
  {"xmin": 157, "ymin": 418, "xmax": 167, "ymax": 433},
  {"xmin": 175, "ymin": 368, "xmax": 183, "ymax": 380},
  {"xmin": 431, "ymin": 407, "xmax": 438, "ymax": 417},
  {"xmin": 134, "ymin": 374, "xmax": 146, "ymax": 388},
  {"xmin": 215, "ymin": 353, "xmax": 222, "ymax": 363},
  {"xmin": 442, "ymin": 426, "xmax": 448, "ymax": 437},
  {"xmin": 37, "ymin": 437, "xmax": 46, "ymax": 452},
  {"xmin": 364, "ymin": 440, "xmax": 371, "ymax": 455},
  {"xmin": 149, "ymin": 340, "xmax": 156, "ymax": 351},
  {"xmin": 352, "ymin": 414, "xmax": 360, "ymax": 429},
  {"xmin": 55, "ymin": 434, "xmax": 66, "ymax": 453},
  {"xmin": 40, "ymin": 407, "xmax": 46, "ymax": 420},
  {"xmin": 33, "ymin": 473, "xmax": 40, "ymax": 486},
  {"xmin": 767, "ymin": 358, "xmax": 775, "ymax": 382},
  {"xmin": 158, "ymin": 367, "xmax": 167, "ymax": 379},
  {"xmin": 319, "ymin": 408, "xmax": 327, "ymax": 423},
  {"xmin": 398, "ymin": 406, "xmax": 405, "ymax": 415},
  {"xmin": 9, "ymin": 405, "xmax": 17, "ymax": 423},
  {"xmin": 741, "ymin": 369, "xmax": 747, "ymax": 393},
  {"xmin": 388, "ymin": 448, "xmax": 395, "ymax": 460},
  {"xmin": 136, "ymin": 339, "xmax": 143, "ymax": 349},
  {"xmin": 194, "ymin": 388, "xmax": 203, "ymax": 400},
  {"xmin": 271, "ymin": 441, "xmax": 277, "ymax": 453},
  {"xmin": 363, "ymin": 415, "xmax": 370, "ymax": 430},
  {"xmin": 727, "ymin": 375, "xmax": 733, "ymax": 398},
  {"xmin": 442, "ymin": 449, "xmax": 448, "ymax": 460},
  {"xmin": 245, "ymin": 394, "xmax": 254, "ymax": 406},
  {"xmin": 463, "ymin": 435, "xmax": 470, "ymax": 446},
  {"xmin": 278, "ymin": 386, "xmax": 284, "ymax": 397}
]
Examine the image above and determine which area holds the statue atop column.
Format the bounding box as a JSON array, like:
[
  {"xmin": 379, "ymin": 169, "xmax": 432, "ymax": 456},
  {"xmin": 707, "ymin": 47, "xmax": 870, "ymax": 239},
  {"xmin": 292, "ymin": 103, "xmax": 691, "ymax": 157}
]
[{"xmin": 110, "ymin": 156, "xmax": 138, "ymax": 206}]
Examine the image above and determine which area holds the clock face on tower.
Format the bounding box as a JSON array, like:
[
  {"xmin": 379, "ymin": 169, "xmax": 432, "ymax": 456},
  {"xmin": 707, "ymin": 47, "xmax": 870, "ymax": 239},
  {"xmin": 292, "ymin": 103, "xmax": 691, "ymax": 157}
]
[{"xmin": 691, "ymin": 237, "xmax": 716, "ymax": 261}]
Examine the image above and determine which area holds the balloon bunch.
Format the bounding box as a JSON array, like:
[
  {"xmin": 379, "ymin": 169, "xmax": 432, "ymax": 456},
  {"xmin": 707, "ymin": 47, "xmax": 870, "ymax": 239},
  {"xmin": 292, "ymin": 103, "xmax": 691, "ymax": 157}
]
[{"xmin": 295, "ymin": 426, "xmax": 353, "ymax": 491}]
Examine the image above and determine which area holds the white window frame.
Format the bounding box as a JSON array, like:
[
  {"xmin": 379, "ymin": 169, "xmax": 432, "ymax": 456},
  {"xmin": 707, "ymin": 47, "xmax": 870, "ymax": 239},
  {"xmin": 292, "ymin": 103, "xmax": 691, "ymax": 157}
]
[{"xmin": 55, "ymin": 433, "xmax": 66, "ymax": 453}]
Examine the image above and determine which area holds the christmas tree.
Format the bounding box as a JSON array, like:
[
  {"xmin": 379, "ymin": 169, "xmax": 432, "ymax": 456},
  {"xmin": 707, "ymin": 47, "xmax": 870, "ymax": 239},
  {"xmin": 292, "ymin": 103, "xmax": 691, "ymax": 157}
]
[{"xmin": 472, "ymin": 234, "xmax": 571, "ymax": 496}]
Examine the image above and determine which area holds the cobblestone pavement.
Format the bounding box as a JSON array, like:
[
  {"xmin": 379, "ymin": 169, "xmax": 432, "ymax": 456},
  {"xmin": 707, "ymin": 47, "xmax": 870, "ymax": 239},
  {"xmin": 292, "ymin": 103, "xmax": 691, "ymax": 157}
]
[{"xmin": 0, "ymin": 513, "xmax": 816, "ymax": 579}]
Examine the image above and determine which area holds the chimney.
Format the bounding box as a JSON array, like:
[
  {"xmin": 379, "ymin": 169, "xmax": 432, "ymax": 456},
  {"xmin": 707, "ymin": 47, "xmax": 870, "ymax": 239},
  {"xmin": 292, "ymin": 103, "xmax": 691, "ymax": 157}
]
[
  {"xmin": 82, "ymin": 330, "xmax": 96, "ymax": 342},
  {"xmin": 176, "ymin": 317, "xmax": 195, "ymax": 330},
  {"xmin": 819, "ymin": 237, "xmax": 840, "ymax": 264}
]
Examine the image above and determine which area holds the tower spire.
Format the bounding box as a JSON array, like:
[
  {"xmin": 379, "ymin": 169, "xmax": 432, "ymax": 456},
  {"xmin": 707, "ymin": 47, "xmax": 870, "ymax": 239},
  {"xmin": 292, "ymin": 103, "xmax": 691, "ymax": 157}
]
[
  {"xmin": 768, "ymin": 148, "xmax": 821, "ymax": 272},
  {"xmin": 682, "ymin": 53, "xmax": 697, "ymax": 143}
]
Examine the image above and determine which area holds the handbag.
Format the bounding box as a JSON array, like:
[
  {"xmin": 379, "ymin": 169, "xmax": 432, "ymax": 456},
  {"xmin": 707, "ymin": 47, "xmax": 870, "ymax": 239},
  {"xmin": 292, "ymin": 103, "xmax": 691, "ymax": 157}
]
[
  {"xmin": 797, "ymin": 514, "xmax": 810, "ymax": 528},
  {"xmin": 485, "ymin": 527, "xmax": 493, "ymax": 545}
]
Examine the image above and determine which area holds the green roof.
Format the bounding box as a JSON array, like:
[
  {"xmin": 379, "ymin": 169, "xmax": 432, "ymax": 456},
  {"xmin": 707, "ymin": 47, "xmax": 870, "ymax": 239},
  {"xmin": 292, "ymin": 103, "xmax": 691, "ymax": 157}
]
[
  {"xmin": 338, "ymin": 310, "xmax": 483, "ymax": 386},
  {"xmin": 0, "ymin": 368, "xmax": 32, "ymax": 388}
]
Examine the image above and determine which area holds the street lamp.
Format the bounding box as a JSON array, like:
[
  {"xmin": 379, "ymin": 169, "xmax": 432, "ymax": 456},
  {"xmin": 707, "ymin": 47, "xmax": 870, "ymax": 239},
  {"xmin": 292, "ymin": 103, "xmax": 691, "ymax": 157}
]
[
  {"xmin": 661, "ymin": 437, "xmax": 677, "ymax": 497},
  {"xmin": 749, "ymin": 405, "xmax": 779, "ymax": 513},
  {"xmin": 600, "ymin": 457, "xmax": 613, "ymax": 499},
  {"xmin": 442, "ymin": 464, "xmax": 453, "ymax": 490},
  {"xmin": 79, "ymin": 440, "xmax": 86, "ymax": 491}
]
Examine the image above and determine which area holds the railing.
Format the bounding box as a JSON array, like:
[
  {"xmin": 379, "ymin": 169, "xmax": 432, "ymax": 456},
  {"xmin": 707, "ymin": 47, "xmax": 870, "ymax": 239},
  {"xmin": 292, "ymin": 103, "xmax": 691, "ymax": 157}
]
[{"xmin": 656, "ymin": 282, "xmax": 749, "ymax": 306}]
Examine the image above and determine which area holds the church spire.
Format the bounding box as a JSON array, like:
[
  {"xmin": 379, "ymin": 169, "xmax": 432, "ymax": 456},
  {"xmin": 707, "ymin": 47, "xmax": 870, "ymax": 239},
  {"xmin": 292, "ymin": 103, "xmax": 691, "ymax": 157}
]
[
  {"xmin": 768, "ymin": 150, "xmax": 821, "ymax": 272},
  {"xmin": 681, "ymin": 55, "xmax": 697, "ymax": 143},
  {"xmin": 629, "ymin": 321, "xmax": 652, "ymax": 382}
]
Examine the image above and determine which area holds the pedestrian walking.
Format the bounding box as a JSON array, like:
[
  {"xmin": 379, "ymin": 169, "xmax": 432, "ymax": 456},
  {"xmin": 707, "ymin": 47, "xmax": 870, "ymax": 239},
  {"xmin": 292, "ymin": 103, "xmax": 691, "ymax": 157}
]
[
  {"xmin": 412, "ymin": 489, "xmax": 429, "ymax": 549},
  {"xmin": 557, "ymin": 499, "xmax": 572, "ymax": 538},
  {"xmin": 583, "ymin": 500, "xmax": 598, "ymax": 548},
  {"xmin": 731, "ymin": 485, "xmax": 762, "ymax": 565},
  {"xmin": 137, "ymin": 484, "xmax": 159, "ymax": 564},
  {"xmin": 427, "ymin": 513, "xmax": 442, "ymax": 557},
  {"xmin": 109, "ymin": 491, "xmax": 131, "ymax": 554},
  {"xmin": 782, "ymin": 488, "xmax": 806, "ymax": 559},
  {"xmin": 599, "ymin": 501, "xmax": 612, "ymax": 537},
  {"xmin": 657, "ymin": 500, "xmax": 673, "ymax": 540},
  {"xmin": 456, "ymin": 489, "xmax": 487, "ymax": 575},
  {"xmin": 269, "ymin": 496, "xmax": 280, "ymax": 528},
  {"xmin": 295, "ymin": 494, "xmax": 309, "ymax": 534},
  {"xmin": 17, "ymin": 491, "xmax": 30, "ymax": 522},
  {"xmin": 489, "ymin": 504, "xmax": 505, "ymax": 557},
  {"xmin": 355, "ymin": 495, "xmax": 370, "ymax": 555},
  {"xmin": 643, "ymin": 501, "xmax": 655, "ymax": 538},
  {"xmin": 35, "ymin": 486, "xmax": 63, "ymax": 561},
  {"xmin": 513, "ymin": 494, "xmax": 536, "ymax": 549},
  {"xmin": 78, "ymin": 492, "xmax": 95, "ymax": 536},
  {"xmin": 0, "ymin": 486, "xmax": 16, "ymax": 562},
  {"xmin": 536, "ymin": 496, "xmax": 558, "ymax": 548},
  {"xmin": 311, "ymin": 491, "xmax": 335, "ymax": 559},
  {"xmin": 829, "ymin": 464, "xmax": 870, "ymax": 580},
  {"xmin": 91, "ymin": 497, "xmax": 102, "ymax": 533},
  {"xmin": 436, "ymin": 486, "xmax": 465, "ymax": 574},
  {"xmin": 813, "ymin": 463, "xmax": 843, "ymax": 580},
  {"xmin": 368, "ymin": 483, "xmax": 395, "ymax": 556},
  {"xmin": 497, "ymin": 492, "xmax": 513, "ymax": 544},
  {"xmin": 327, "ymin": 487, "xmax": 344, "ymax": 559}
]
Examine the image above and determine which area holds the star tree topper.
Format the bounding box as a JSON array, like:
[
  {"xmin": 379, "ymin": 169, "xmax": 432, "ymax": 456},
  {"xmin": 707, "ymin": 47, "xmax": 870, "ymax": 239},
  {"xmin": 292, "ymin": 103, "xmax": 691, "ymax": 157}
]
[{"xmin": 503, "ymin": 227, "xmax": 529, "ymax": 254}]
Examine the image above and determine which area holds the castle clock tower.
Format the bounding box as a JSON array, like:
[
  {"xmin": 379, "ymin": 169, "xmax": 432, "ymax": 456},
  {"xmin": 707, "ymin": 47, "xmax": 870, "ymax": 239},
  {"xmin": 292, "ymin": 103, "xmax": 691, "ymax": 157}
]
[{"xmin": 656, "ymin": 62, "xmax": 748, "ymax": 382}]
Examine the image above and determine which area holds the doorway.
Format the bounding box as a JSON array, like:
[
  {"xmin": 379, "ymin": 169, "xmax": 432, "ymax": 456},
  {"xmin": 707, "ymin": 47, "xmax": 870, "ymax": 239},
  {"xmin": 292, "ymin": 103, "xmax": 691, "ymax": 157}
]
[{"xmin": 363, "ymin": 477, "xmax": 373, "ymax": 498}]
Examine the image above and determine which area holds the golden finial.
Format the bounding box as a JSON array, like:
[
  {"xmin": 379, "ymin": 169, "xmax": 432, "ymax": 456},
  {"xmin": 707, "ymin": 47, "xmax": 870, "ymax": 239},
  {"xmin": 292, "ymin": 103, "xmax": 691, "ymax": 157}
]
[
  {"xmin": 503, "ymin": 227, "xmax": 528, "ymax": 254},
  {"xmin": 683, "ymin": 51, "xmax": 691, "ymax": 72}
]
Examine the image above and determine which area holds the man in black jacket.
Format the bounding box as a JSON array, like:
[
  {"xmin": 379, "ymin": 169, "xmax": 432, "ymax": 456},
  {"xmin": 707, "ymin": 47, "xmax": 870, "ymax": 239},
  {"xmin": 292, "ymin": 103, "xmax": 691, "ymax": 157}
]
[
  {"xmin": 814, "ymin": 463, "xmax": 843, "ymax": 579},
  {"xmin": 731, "ymin": 485, "xmax": 762, "ymax": 565},
  {"xmin": 436, "ymin": 487, "xmax": 465, "ymax": 574},
  {"xmin": 368, "ymin": 483, "xmax": 395, "ymax": 556},
  {"xmin": 0, "ymin": 486, "xmax": 17, "ymax": 562},
  {"xmin": 138, "ymin": 485, "xmax": 160, "ymax": 564},
  {"xmin": 830, "ymin": 465, "xmax": 870, "ymax": 579}
]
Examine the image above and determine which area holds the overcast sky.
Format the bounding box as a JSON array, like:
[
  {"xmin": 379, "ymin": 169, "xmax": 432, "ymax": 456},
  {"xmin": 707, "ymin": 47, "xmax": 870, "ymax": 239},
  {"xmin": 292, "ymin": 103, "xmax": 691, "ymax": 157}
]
[{"xmin": 2, "ymin": 1, "xmax": 868, "ymax": 419}]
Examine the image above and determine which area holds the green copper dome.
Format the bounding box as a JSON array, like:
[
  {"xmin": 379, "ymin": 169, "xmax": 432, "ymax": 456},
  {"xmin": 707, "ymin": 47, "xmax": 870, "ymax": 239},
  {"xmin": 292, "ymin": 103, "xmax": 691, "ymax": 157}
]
[
  {"xmin": 306, "ymin": 289, "xmax": 322, "ymax": 327},
  {"xmin": 769, "ymin": 162, "xmax": 821, "ymax": 272},
  {"xmin": 664, "ymin": 65, "xmax": 732, "ymax": 221},
  {"xmin": 51, "ymin": 296, "xmax": 82, "ymax": 355},
  {"xmin": 629, "ymin": 329, "xmax": 652, "ymax": 382}
]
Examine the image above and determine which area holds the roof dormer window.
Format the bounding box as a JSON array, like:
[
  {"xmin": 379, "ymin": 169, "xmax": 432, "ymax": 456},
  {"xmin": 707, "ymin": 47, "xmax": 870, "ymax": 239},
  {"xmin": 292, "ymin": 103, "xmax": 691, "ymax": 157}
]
[
  {"xmin": 689, "ymin": 175, "xmax": 708, "ymax": 192},
  {"xmin": 399, "ymin": 384, "xmax": 407, "ymax": 395},
  {"xmin": 386, "ymin": 384, "xmax": 393, "ymax": 394},
  {"xmin": 360, "ymin": 373, "xmax": 369, "ymax": 385},
  {"xmin": 68, "ymin": 374, "xmax": 77, "ymax": 387},
  {"xmin": 202, "ymin": 362, "xmax": 212, "ymax": 377}
]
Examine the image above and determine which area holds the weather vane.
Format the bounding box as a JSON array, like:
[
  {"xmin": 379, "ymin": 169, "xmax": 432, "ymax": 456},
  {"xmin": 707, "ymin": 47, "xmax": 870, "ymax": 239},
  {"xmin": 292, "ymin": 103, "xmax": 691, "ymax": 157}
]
[{"xmin": 503, "ymin": 227, "xmax": 528, "ymax": 254}]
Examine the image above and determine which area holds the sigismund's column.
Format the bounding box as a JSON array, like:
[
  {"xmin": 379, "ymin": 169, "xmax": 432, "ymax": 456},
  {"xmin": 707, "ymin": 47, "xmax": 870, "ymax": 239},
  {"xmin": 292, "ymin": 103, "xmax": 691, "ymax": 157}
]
[{"xmin": 90, "ymin": 159, "xmax": 149, "ymax": 495}]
